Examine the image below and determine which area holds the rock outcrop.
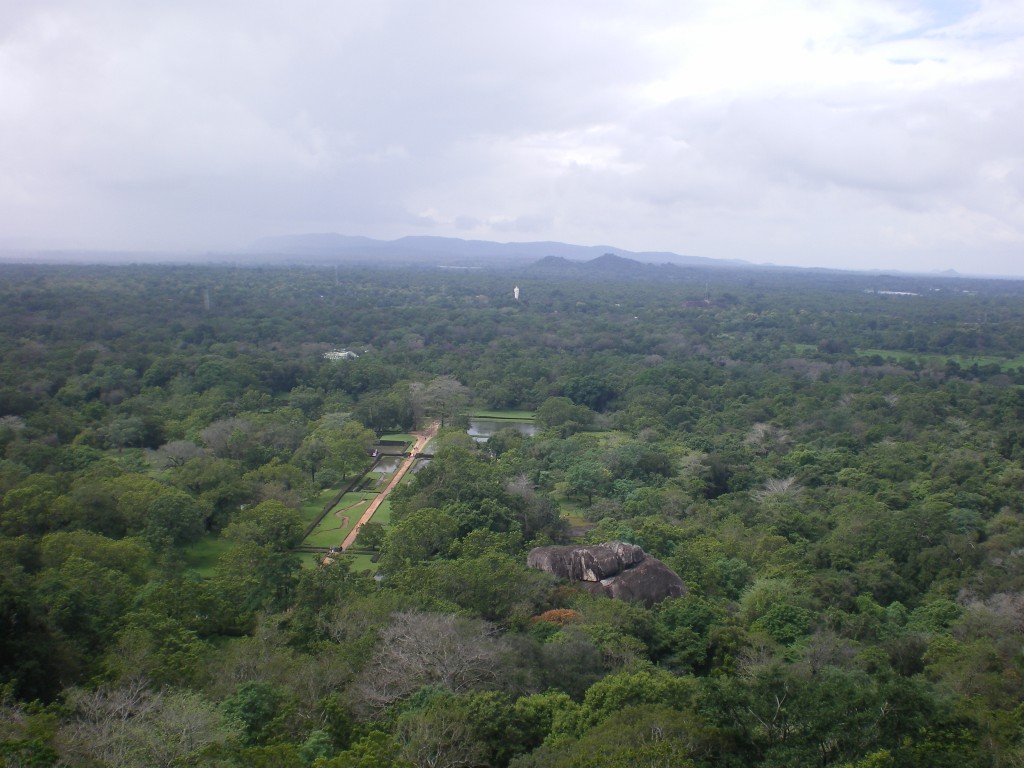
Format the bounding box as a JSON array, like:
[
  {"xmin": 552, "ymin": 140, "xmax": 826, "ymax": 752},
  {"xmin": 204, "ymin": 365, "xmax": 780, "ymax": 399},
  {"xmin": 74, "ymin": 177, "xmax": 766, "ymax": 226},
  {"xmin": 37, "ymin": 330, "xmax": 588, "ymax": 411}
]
[{"xmin": 527, "ymin": 541, "xmax": 685, "ymax": 605}]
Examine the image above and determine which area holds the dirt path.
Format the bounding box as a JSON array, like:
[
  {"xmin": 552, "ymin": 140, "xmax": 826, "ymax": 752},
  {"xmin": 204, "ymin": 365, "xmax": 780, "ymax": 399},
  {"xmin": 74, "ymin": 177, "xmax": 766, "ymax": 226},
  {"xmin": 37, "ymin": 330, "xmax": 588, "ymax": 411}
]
[{"xmin": 340, "ymin": 420, "xmax": 439, "ymax": 551}]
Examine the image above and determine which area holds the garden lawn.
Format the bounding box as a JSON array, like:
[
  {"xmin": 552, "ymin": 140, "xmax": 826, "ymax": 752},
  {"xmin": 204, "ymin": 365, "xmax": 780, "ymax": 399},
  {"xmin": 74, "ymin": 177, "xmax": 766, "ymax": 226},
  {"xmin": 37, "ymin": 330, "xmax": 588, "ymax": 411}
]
[
  {"xmin": 298, "ymin": 487, "xmax": 343, "ymax": 527},
  {"xmin": 345, "ymin": 552, "xmax": 379, "ymax": 574},
  {"xmin": 370, "ymin": 499, "xmax": 393, "ymax": 525},
  {"xmin": 299, "ymin": 552, "xmax": 324, "ymax": 570},
  {"xmin": 468, "ymin": 409, "xmax": 536, "ymax": 420},
  {"xmin": 182, "ymin": 536, "xmax": 233, "ymax": 578},
  {"xmin": 301, "ymin": 491, "xmax": 377, "ymax": 548}
]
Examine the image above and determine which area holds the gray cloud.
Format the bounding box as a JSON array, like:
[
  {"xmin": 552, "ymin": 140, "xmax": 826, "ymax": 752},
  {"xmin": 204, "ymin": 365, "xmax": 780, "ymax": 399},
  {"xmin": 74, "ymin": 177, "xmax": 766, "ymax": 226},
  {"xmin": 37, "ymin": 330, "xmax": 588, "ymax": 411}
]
[{"xmin": 0, "ymin": 0, "xmax": 1022, "ymax": 274}]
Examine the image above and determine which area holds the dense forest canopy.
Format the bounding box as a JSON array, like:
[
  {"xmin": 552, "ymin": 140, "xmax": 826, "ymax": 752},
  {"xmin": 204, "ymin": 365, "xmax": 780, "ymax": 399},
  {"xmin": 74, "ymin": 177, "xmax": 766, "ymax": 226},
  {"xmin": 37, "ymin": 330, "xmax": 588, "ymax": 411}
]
[{"xmin": 2, "ymin": 260, "xmax": 1024, "ymax": 767}]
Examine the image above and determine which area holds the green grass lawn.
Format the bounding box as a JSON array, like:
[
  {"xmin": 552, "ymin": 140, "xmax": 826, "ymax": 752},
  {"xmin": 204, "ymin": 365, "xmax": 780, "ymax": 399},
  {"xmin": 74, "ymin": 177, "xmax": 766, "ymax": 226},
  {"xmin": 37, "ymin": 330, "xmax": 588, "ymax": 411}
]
[
  {"xmin": 468, "ymin": 409, "xmax": 536, "ymax": 420},
  {"xmin": 344, "ymin": 552, "xmax": 379, "ymax": 574},
  {"xmin": 301, "ymin": 491, "xmax": 378, "ymax": 547},
  {"xmin": 558, "ymin": 500, "xmax": 594, "ymax": 539},
  {"xmin": 183, "ymin": 484, "xmax": 384, "ymax": 577},
  {"xmin": 295, "ymin": 463, "xmax": 406, "ymax": 566},
  {"xmin": 370, "ymin": 499, "xmax": 393, "ymax": 525},
  {"xmin": 303, "ymin": 513, "xmax": 363, "ymax": 548},
  {"xmin": 181, "ymin": 536, "xmax": 233, "ymax": 578},
  {"xmin": 554, "ymin": 492, "xmax": 585, "ymax": 515},
  {"xmin": 298, "ymin": 487, "xmax": 342, "ymax": 526},
  {"xmin": 563, "ymin": 511, "xmax": 591, "ymax": 528},
  {"xmin": 299, "ymin": 552, "xmax": 324, "ymax": 570},
  {"xmin": 379, "ymin": 433, "xmax": 415, "ymax": 444},
  {"xmin": 551, "ymin": 486, "xmax": 598, "ymax": 533}
]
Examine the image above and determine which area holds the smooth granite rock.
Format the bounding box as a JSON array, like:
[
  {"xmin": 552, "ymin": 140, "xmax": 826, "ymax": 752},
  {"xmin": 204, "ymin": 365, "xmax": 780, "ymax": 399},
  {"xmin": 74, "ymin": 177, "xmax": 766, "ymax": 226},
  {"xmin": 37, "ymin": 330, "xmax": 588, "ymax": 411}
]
[{"xmin": 527, "ymin": 541, "xmax": 686, "ymax": 605}]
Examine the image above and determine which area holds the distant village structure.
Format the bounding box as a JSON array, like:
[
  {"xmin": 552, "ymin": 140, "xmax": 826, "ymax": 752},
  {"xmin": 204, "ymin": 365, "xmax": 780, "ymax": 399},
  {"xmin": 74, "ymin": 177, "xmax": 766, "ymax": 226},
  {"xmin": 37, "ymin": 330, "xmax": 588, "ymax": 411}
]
[
  {"xmin": 513, "ymin": 285, "xmax": 520, "ymax": 301},
  {"xmin": 323, "ymin": 349, "xmax": 359, "ymax": 361},
  {"xmin": 684, "ymin": 282, "xmax": 717, "ymax": 308}
]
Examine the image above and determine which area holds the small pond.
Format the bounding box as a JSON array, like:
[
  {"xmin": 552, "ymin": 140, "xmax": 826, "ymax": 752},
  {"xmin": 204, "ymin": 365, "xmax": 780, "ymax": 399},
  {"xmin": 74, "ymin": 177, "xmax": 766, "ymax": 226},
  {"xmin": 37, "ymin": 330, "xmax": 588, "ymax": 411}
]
[
  {"xmin": 368, "ymin": 456, "xmax": 402, "ymax": 474},
  {"xmin": 467, "ymin": 420, "xmax": 538, "ymax": 442}
]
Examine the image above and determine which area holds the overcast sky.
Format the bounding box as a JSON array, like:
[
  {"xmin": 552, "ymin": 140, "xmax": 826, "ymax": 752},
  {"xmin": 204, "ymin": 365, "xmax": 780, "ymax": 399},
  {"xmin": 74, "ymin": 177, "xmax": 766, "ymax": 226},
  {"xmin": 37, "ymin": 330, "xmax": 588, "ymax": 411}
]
[{"xmin": 1, "ymin": 1, "xmax": 1022, "ymax": 274}]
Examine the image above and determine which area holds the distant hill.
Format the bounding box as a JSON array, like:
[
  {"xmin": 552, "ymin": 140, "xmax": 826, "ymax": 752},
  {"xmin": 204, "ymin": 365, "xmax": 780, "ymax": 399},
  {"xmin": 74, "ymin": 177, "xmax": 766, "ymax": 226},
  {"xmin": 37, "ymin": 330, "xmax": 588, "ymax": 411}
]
[{"xmin": 248, "ymin": 233, "xmax": 748, "ymax": 269}]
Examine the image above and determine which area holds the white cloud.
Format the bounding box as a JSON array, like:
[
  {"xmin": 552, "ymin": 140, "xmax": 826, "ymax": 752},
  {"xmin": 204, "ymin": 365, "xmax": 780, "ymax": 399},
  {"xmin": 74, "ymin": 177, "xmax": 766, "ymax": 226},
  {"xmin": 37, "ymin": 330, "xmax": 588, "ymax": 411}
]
[{"xmin": 0, "ymin": 0, "xmax": 1021, "ymax": 273}]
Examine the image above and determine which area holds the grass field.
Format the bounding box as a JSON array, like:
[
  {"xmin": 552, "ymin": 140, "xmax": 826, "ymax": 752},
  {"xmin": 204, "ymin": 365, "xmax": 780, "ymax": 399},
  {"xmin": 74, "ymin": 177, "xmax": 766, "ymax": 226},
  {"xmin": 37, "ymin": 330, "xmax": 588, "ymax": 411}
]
[
  {"xmin": 302, "ymin": 491, "xmax": 377, "ymax": 547},
  {"xmin": 557, "ymin": 499, "xmax": 594, "ymax": 539},
  {"xmin": 346, "ymin": 552, "xmax": 379, "ymax": 574},
  {"xmin": 181, "ymin": 484, "xmax": 380, "ymax": 577},
  {"xmin": 379, "ymin": 433, "xmax": 416, "ymax": 444},
  {"xmin": 181, "ymin": 536, "xmax": 233, "ymax": 577},
  {"xmin": 298, "ymin": 487, "xmax": 343, "ymax": 527},
  {"xmin": 554, "ymin": 489, "xmax": 583, "ymax": 512},
  {"xmin": 299, "ymin": 552, "xmax": 323, "ymax": 570},
  {"xmin": 369, "ymin": 498, "xmax": 393, "ymax": 525},
  {"xmin": 468, "ymin": 409, "xmax": 536, "ymax": 420}
]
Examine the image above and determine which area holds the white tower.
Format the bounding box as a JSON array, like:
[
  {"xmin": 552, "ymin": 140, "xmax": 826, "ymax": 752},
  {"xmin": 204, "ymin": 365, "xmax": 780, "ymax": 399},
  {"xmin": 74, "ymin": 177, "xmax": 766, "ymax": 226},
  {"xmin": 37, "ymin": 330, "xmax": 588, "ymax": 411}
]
[{"xmin": 513, "ymin": 285, "xmax": 520, "ymax": 301}]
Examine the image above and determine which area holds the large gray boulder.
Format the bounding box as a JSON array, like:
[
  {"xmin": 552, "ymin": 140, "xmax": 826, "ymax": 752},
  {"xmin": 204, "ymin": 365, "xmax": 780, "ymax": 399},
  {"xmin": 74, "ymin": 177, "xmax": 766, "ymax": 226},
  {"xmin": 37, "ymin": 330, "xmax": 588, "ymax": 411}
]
[
  {"xmin": 527, "ymin": 541, "xmax": 644, "ymax": 582},
  {"xmin": 527, "ymin": 541, "xmax": 685, "ymax": 605}
]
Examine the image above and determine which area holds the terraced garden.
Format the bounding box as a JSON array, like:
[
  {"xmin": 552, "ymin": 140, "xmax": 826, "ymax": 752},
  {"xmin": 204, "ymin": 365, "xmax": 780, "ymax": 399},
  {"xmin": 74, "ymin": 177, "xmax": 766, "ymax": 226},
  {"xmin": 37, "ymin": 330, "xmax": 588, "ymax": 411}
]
[{"xmin": 302, "ymin": 491, "xmax": 378, "ymax": 548}]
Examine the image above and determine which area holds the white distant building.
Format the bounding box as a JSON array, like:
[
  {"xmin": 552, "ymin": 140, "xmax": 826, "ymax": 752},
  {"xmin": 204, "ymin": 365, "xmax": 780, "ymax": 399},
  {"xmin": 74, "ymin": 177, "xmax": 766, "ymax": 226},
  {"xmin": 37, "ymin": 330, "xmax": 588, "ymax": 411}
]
[
  {"xmin": 324, "ymin": 349, "xmax": 359, "ymax": 361},
  {"xmin": 514, "ymin": 285, "xmax": 520, "ymax": 301}
]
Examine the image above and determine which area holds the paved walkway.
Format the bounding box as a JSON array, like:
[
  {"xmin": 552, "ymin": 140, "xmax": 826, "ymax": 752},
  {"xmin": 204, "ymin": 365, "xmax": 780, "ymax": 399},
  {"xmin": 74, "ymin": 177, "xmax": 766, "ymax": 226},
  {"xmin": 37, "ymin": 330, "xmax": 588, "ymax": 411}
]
[{"xmin": 339, "ymin": 421, "xmax": 439, "ymax": 551}]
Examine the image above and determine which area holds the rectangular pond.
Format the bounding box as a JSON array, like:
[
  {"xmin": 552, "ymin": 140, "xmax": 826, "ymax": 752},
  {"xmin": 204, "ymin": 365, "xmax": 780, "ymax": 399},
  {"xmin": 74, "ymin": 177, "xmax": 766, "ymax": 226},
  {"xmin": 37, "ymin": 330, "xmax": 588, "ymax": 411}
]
[
  {"xmin": 368, "ymin": 456, "xmax": 403, "ymax": 474},
  {"xmin": 467, "ymin": 419, "xmax": 538, "ymax": 441}
]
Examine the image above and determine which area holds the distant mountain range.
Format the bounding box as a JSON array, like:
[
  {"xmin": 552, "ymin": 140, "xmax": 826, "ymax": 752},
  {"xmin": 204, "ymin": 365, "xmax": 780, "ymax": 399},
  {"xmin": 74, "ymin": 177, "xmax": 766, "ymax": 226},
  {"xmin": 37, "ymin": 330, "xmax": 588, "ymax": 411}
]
[{"xmin": 248, "ymin": 233, "xmax": 749, "ymax": 269}]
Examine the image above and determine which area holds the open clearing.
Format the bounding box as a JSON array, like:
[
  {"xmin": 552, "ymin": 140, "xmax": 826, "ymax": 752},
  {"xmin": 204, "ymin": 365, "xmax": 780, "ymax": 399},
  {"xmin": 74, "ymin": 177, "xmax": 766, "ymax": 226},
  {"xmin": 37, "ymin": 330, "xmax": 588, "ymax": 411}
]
[
  {"xmin": 340, "ymin": 421, "xmax": 439, "ymax": 551},
  {"xmin": 302, "ymin": 491, "xmax": 377, "ymax": 547},
  {"xmin": 182, "ymin": 536, "xmax": 233, "ymax": 578},
  {"xmin": 468, "ymin": 409, "xmax": 536, "ymax": 420},
  {"xmin": 298, "ymin": 487, "xmax": 343, "ymax": 527}
]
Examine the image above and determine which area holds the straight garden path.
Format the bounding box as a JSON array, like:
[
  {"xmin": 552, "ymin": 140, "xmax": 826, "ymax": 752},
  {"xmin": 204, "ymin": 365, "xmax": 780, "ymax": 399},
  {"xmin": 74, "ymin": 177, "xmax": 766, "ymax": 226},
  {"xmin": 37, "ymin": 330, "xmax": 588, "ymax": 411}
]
[{"xmin": 339, "ymin": 420, "xmax": 439, "ymax": 551}]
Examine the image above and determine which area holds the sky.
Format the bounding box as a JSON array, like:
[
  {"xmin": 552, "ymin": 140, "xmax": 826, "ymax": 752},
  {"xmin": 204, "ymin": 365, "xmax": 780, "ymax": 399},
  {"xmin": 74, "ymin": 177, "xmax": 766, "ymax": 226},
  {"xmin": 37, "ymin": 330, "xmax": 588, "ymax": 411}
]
[{"xmin": 1, "ymin": 0, "xmax": 1022, "ymax": 275}]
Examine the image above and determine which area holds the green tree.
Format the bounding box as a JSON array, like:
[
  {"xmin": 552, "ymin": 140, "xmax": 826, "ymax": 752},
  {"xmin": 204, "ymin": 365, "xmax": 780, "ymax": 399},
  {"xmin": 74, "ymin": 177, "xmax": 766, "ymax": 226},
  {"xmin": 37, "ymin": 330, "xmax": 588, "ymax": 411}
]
[
  {"xmin": 354, "ymin": 521, "xmax": 385, "ymax": 550},
  {"xmin": 222, "ymin": 499, "xmax": 303, "ymax": 551},
  {"xmin": 143, "ymin": 490, "xmax": 207, "ymax": 548},
  {"xmin": 35, "ymin": 555, "xmax": 138, "ymax": 677},
  {"xmin": 208, "ymin": 541, "xmax": 300, "ymax": 622},
  {"xmin": 564, "ymin": 460, "xmax": 610, "ymax": 506},
  {"xmin": 222, "ymin": 681, "xmax": 293, "ymax": 746},
  {"xmin": 379, "ymin": 508, "xmax": 459, "ymax": 570},
  {"xmin": 0, "ymin": 477, "xmax": 63, "ymax": 537},
  {"xmin": 422, "ymin": 376, "xmax": 470, "ymax": 428},
  {"xmin": 536, "ymin": 397, "xmax": 594, "ymax": 436},
  {"xmin": 513, "ymin": 704, "xmax": 700, "ymax": 768},
  {"xmin": 0, "ymin": 557, "xmax": 61, "ymax": 700},
  {"xmin": 394, "ymin": 690, "xmax": 489, "ymax": 768},
  {"xmin": 294, "ymin": 418, "xmax": 376, "ymax": 486},
  {"xmin": 315, "ymin": 730, "xmax": 410, "ymax": 768}
]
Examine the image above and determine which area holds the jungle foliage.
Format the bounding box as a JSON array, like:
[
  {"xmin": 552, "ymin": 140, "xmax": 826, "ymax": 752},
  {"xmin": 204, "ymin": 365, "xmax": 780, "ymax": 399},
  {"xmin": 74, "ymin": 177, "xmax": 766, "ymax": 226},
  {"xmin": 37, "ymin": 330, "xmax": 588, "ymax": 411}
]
[{"xmin": 3, "ymin": 260, "xmax": 1024, "ymax": 766}]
